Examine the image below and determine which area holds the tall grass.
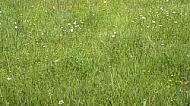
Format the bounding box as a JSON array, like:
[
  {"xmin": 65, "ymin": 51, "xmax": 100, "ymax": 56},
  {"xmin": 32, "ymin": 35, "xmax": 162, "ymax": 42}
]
[{"xmin": 0, "ymin": 0, "xmax": 190, "ymax": 105}]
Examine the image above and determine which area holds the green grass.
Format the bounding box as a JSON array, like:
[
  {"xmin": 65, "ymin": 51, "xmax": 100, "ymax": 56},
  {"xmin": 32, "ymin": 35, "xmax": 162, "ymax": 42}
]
[{"xmin": 0, "ymin": 0, "xmax": 190, "ymax": 105}]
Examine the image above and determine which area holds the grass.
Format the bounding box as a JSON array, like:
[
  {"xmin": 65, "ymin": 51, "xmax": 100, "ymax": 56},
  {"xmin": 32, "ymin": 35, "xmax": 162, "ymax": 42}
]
[{"xmin": 0, "ymin": 0, "xmax": 190, "ymax": 105}]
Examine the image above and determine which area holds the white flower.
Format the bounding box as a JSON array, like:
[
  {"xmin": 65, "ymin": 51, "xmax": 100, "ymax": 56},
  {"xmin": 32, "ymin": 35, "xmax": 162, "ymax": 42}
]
[
  {"xmin": 141, "ymin": 16, "xmax": 146, "ymax": 19},
  {"xmin": 0, "ymin": 11, "xmax": 1, "ymax": 13},
  {"xmin": 54, "ymin": 59, "xmax": 59, "ymax": 63},
  {"xmin": 70, "ymin": 29, "xmax": 74, "ymax": 32},
  {"xmin": 73, "ymin": 21, "xmax": 77, "ymax": 25},
  {"xmin": 7, "ymin": 77, "xmax": 11, "ymax": 81},
  {"xmin": 112, "ymin": 31, "xmax": 116, "ymax": 37},
  {"xmin": 58, "ymin": 100, "xmax": 64, "ymax": 105},
  {"xmin": 80, "ymin": 20, "xmax": 84, "ymax": 24},
  {"xmin": 15, "ymin": 26, "xmax": 18, "ymax": 29},
  {"xmin": 160, "ymin": 7, "xmax": 164, "ymax": 11},
  {"xmin": 75, "ymin": 25, "xmax": 79, "ymax": 27},
  {"xmin": 152, "ymin": 20, "xmax": 156, "ymax": 24},
  {"xmin": 172, "ymin": 11, "xmax": 176, "ymax": 14}
]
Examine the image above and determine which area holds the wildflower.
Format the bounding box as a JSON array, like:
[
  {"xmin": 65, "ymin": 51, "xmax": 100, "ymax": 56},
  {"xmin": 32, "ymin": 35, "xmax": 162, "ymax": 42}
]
[
  {"xmin": 75, "ymin": 25, "xmax": 79, "ymax": 28},
  {"xmin": 73, "ymin": 21, "xmax": 77, "ymax": 25},
  {"xmin": 0, "ymin": 11, "xmax": 1, "ymax": 13},
  {"xmin": 172, "ymin": 11, "xmax": 176, "ymax": 14},
  {"xmin": 80, "ymin": 20, "xmax": 84, "ymax": 24},
  {"xmin": 141, "ymin": 15, "xmax": 146, "ymax": 19},
  {"xmin": 168, "ymin": 79, "xmax": 172, "ymax": 82},
  {"xmin": 142, "ymin": 16, "xmax": 146, "ymax": 19},
  {"xmin": 70, "ymin": 29, "xmax": 74, "ymax": 32},
  {"xmin": 7, "ymin": 77, "xmax": 11, "ymax": 81},
  {"xmin": 160, "ymin": 7, "xmax": 164, "ymax": 11},
  {"xmin": 159, "ymin": 24, "xmax": 163, "ymax": 27},
  {"xmin": 54, "ymin": 59, "xmax": 59, "ymax": 63},
  {"xmin": 112, "ymin": 31, "xmax": 116, "ymax": 37},
  {"xmin": 15, "ymin": 26, "xmax": 18, "ymax": 29},
  {"xmin": 152, "ymin": 20, "xmax": 156, "ymax": 24},
  {"xmin": 58, "ymin": 100, "xmax": 64, "ymax": 105}
]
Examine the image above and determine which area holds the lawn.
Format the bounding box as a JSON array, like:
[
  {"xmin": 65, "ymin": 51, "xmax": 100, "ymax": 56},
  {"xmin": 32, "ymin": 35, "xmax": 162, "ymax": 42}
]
[{"xmin": 0, "ymin": 0, "xmax": 190, "ymax": 105}]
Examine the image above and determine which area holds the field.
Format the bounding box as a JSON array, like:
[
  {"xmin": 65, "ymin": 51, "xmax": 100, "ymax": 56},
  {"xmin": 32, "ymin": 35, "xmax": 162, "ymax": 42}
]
[{"xmin": 0, "ymin": 0, "xmax": 190, "ymax": 105}]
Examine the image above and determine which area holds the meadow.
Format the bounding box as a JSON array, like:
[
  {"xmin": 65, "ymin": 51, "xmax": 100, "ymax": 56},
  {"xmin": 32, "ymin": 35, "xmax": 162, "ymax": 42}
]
[{"xmin": 0, "ymin": 0, "xmax": 190, "ymax": 105}]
